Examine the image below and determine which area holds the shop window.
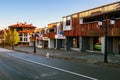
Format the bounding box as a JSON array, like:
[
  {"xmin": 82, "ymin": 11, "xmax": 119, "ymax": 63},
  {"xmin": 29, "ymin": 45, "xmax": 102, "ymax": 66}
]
[
  {"xmin": 73, "ymin": 37, "xmax": 79, "ymax": 48},
  {"xmin": 93, "ymin": 37, "xmax": 101, "ymax": 51}
]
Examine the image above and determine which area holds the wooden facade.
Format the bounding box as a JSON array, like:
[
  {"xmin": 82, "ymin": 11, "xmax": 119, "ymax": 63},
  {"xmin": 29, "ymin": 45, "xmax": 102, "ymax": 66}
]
[
  {"xmin": 37, "ymin": 1, "xmax": 120, "ymax": 53},
  {"xmin": 63, "ymin": 1, "xmax": 120, "ymax": 37},
  {"xmin": 43, "ymin": 22, "xmax": 58, "ymax": 39}
]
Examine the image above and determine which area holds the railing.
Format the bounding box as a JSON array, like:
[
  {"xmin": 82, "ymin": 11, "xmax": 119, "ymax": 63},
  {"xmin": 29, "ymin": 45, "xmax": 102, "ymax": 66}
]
[
  {"xmin": 46, "ymin": 19, "xmax": 120, "ymax": 37},
  {"xmin": 43, "ymin": 32, "xmax": 56, "ymax": 38},
  {"xmin": 48, "ymin": 32, "xmax": 56, "ymax": 38}
]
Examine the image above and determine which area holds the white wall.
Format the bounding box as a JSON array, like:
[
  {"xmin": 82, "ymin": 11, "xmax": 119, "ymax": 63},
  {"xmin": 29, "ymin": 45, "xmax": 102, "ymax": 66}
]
[
  {"xmin": 48, "ymin": 39, "xmax": 54, "ymax": 48},
  {"xmin": 101, "ymin": 37, "xmax": 105, "ymax": 54},
  {"xmin": 63, "ymin": 16, "xmax": 72, "ymax": 31}
]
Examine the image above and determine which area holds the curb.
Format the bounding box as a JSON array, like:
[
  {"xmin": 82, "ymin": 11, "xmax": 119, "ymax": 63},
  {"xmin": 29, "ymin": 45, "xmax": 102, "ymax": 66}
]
[{"xmin": 4, "ymin": 47, "xmax": 120, "ymax": 68}]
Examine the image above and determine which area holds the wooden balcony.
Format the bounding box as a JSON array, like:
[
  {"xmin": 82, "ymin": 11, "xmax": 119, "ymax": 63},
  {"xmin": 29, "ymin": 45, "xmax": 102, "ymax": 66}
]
[
  {"xmin": 80, "ymin": 19, "xmax": 120, "ymax": 36},
  {"xmin": 63, "ymin": 19, "xmax": 120, "ymax": 37},
  {"xmin": 80, "ymin": 21, "xmax": 102, "ymax": 36},
  {"xmin": 43, "ymin": 34, "xmax": 48, "ymax": 37},
  {"xmin": 43, "ymin": 32, "xmax": 56, "ymax": 39},
  {"xmin": 48, "ymin": 32, "xmax": 56, "ymax": 38}
]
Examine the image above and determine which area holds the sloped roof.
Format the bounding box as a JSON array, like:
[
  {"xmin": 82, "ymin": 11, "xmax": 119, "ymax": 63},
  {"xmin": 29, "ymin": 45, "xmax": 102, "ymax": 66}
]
[
  {"xmin": 9, "ymin": 22, "xmax": 36, "ymax": 28},
  {"xmin": 35, "ymin": 28, "xmax": 45, "ymax": 32},
  {"xmin": 48, "ymin": 22, "xmax": 58, "ymax": 29},
  {"xmin": 18, "ymin": 30, "xmax": 34, "ymax": 33}
]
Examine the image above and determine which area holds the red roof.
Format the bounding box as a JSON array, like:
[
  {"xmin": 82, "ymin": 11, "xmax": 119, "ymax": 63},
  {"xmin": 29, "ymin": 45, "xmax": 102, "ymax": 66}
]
[
  {"xmin": 18, "ymin": 30, "xmax": 34, "ymax": 33},
  {"xmin": 9, "ymin": 22, "xmax": 36, "ymax": 28}
]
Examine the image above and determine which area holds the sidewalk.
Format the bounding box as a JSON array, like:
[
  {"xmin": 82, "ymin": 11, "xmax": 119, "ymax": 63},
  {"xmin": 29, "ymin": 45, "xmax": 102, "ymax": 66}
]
[{"xmin": 6, "ymin": 46, "xmax": 120, "ymax": 67}]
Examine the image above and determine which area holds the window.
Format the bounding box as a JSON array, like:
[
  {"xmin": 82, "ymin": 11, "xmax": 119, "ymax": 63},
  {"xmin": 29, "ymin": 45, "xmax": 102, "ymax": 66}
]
[
  {"xmin": 50, "ymin": 28, "xmax": 54, "ymax": 32},
  {"xmin": 17, "ymin": 28, "xmax": 22, "ymax": 31},
  {"xmin": 57, "ymin": 23, "xmax": 62, "ymax": 34},
  {"xmin": 66, "ymin": 16, "xmax": 71, "ymax": 26},
  {"xmin": 93, "ymin": 37, "xmax": 102, "ymax": 51},
  {"xmin": 24, "ymin": 33, "xmax": 27, "ymax": 37},
  {"xmin": 66, "ymin": 20, "xmax": 70, "ymax": 26},
  {"xmin": 63, "ymin": 16, "xmax": 72, "ymax": 31},
  {"xmin": 20, "ymin": 37, "xmax": 22, "ymax": 41},
  {"xmin": 79, "ymin": 18, "xmax": 83, "ymax": 24},
  {"xmin": 24, "ymin": 38, "xmax": 27, "ymax": 42}
]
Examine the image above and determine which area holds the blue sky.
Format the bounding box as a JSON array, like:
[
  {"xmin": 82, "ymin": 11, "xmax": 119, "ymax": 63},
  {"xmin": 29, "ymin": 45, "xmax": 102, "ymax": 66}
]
[{"xmin": 0, "ymin": 0, "xmax": 117, "ymax": 29}]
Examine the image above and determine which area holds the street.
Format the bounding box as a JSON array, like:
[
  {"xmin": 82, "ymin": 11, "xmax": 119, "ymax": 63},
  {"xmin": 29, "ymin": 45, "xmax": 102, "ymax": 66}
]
[{"xmin": 0, "ymin": 48, "xmax": 120, "ymax": 80}]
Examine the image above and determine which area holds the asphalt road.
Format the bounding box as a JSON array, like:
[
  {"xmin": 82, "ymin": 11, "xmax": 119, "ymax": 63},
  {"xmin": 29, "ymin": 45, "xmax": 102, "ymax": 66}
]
[{"xmin": 0, "ymin": 48, "xmax": 120, "ymax": 80}]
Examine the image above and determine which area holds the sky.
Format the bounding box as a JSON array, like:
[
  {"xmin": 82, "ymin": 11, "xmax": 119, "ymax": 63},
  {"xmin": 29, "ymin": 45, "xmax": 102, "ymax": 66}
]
[{"xmin": 0, "ymin": 0, "xmax": 118, "ymax": 29}]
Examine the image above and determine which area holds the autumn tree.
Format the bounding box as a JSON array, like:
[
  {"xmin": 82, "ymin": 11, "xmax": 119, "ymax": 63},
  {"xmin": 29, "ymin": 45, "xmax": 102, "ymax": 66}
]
[{"xmin": 4, "ymin": 28, "xmax": 20, "ymax": 50}]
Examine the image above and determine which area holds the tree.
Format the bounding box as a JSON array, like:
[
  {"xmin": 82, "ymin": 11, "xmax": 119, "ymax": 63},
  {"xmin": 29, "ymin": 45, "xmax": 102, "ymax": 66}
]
[{"xmin": 4, "ymin": 28, "xmax": 20, "ymax": 50}]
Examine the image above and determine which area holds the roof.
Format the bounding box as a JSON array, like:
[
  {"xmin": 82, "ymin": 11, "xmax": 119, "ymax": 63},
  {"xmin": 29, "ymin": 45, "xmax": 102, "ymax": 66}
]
[
  {"xmin": 63, "ymin": 1, "xmax": 120, "ymax": 18},
  {"xmin": 48, "ymin": 22, "xmax": 58, "ymax": 29},
  {"xmin": 18, "ymin": 30, "xmax": 34, "ymax": 33},
  {"xmin": 9, "ymin": 22, "xmax": 36, "ymax": 28},
  {"xmin": 34, "ymin": 28, "xmax": 45, "ymax": 32}
]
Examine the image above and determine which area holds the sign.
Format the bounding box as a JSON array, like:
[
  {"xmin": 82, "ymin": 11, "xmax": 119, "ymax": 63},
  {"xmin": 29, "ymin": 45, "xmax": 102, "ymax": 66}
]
[
  {"xmin": 55, "ymin": 34, "xmax": 65, "ymax": 39},
  {"xmin": 43, "ymin": 37, "xmax": 48, "ymax": 40}
]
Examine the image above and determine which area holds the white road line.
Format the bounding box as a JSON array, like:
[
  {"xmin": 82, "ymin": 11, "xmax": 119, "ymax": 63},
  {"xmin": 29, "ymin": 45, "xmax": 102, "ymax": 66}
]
[{"xmin": 7, "ymin": 53, "xmax": 98, "ymax": 80}]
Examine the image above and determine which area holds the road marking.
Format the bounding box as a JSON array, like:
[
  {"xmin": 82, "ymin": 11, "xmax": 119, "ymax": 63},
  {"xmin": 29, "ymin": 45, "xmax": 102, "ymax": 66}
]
[{"xmin": 7, "ymin": 53, "xmax": 98, "ymax": 80}]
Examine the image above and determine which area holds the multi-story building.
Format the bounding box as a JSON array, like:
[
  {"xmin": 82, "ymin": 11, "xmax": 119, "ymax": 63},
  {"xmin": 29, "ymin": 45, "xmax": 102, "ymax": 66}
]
[
  {"xmin": 33, "ymin": 1, "xmax": 120, "ymax": 54},
  {"xmin": 55, "ymin": 22, "xmax": 65, "ymax": 49},
  {"xmin": 9, "ymin": 22, "xmax": 36, "ymax": 46},
  {"xmin": 41, "ymin": 22, "xmax": 65, "ymax": 49},
  {"xmin": 63, "ymin": 1, "xmax": 120, "ymax": 54}
]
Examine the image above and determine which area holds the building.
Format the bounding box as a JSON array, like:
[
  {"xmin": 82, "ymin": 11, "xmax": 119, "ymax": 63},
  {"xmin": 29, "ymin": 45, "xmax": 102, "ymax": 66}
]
[
  {"xmin": 9, "ymin": 22, "xmax": 36, "ymax": 46},
  {"xmin": 63, "ymin": 1, "xmax": 120, "ymax": 54},
  {"xmin": 55, "ymin": 22, "xmax": 65, "ymax": 49},
  {"xmin": 41, "ymin": 22, "xmax": 65, "ymax": 49},
  {"xmin": 43, "ymin": 22, "xmax": 58, "ymax": 48}
]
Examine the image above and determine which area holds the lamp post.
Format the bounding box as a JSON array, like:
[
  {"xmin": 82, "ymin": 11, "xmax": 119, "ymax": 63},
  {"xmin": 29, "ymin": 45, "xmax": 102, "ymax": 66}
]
[
  {"xmin": 98, "ymin": 17, "xmax": 115, "ymax": 63},
  {"xmin": 32, "ymin": 32, "xmax": 36, "ymax": 53}
]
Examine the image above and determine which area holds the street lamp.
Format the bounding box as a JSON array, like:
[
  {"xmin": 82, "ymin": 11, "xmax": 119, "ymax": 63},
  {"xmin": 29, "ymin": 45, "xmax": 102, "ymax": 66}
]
[
  {"xmin": 98, "ymin": 17, "xmax": 115, "ymax": 63},
  {"xmin": 32, "ymin": 32, "xmax": 36, "ymax": 53}
]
